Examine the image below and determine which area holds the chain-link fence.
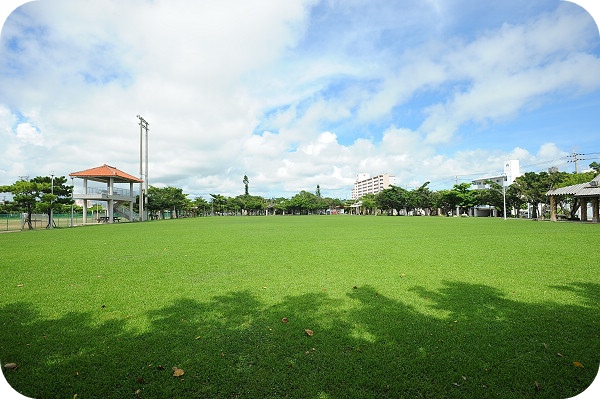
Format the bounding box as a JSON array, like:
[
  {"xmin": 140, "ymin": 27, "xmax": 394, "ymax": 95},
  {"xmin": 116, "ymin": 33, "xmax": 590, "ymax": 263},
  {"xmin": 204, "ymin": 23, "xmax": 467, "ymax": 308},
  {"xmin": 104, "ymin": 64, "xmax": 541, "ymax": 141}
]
[{"xmin": 0, "ymin": 213, "xmax": 93, "ymax": 232}]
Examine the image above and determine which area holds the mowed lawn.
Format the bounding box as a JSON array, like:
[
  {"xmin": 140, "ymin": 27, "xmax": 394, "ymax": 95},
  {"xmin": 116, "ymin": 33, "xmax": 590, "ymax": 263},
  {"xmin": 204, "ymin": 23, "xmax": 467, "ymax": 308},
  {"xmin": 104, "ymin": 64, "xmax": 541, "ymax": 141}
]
[{"xmin": 0, "ymin": 216, "xmax": 598, "ymax": 398}]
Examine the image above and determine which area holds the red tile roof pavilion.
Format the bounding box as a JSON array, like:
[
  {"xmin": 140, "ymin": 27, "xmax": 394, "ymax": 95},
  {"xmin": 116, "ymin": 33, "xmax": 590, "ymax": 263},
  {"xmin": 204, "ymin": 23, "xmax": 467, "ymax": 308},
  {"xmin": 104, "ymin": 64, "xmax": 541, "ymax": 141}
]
[
  {"xmin": 69, "ymin": 164, "xmax": 143, "ymax": 183},
  {"xmin": 69, "ymin": 164, "xmax": 143, "ymax": 224}
]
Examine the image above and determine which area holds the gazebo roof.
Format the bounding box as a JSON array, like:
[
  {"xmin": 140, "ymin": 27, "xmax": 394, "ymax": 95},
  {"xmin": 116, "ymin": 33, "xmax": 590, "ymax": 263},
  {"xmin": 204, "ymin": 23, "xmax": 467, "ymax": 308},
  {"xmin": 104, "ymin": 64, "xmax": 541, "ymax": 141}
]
[
  {"xmin": 70, "ymin": 164, "xmax": 143, "ymax": 183},
  {"xmin": 546, "ymin": 174, "xmax": 600, "ymax": 197}
]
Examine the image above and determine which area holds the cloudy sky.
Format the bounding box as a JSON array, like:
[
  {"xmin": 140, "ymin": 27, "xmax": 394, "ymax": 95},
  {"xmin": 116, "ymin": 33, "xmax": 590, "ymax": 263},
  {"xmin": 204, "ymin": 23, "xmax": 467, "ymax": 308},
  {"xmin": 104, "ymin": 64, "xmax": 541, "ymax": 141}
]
[{"xmin": 1, "ymin": 0, "xmax": 599, "ymax": 200}]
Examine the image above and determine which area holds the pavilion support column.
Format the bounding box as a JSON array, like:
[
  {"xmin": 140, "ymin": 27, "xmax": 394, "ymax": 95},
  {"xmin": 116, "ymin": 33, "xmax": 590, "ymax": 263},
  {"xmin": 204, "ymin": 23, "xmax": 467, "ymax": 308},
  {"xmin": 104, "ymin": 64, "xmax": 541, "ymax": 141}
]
[
  {"xmin": 129, "ymin": 182, "xmax": 134, "ymax": 221},
  {"xmin": 107, "ymin": 178, "xmax": 114, "ymax": 223},
  {"xmin": 580, "ymin": 198, "xmax": 588, "ymax": 222},
  {"xmin": 108, "ymin": 199, "xmax": 114, "ymax": 223},
  {"xmin": 592, "ymin": 197, "xmax": 599, "ymax": 223},
  {"xmin": 83, "ymin": 178, "xmax": 88, "ymax": 224},
  {"xmin": 549, "ymin": 196, "xmax": 557, "ymax": 222}
]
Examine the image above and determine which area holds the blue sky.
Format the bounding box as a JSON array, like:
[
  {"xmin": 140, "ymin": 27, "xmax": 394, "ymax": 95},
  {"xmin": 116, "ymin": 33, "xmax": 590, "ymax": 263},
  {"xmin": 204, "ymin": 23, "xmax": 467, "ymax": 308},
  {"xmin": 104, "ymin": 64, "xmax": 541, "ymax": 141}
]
[{"xmin": 1, "ymin": 0, "xmax": 600, "ymax": 199}]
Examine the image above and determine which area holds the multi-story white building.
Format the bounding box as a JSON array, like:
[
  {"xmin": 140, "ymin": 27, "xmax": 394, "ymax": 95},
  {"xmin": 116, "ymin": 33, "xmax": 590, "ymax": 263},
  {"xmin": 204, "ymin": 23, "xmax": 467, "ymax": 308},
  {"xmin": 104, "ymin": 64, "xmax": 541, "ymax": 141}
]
[
  {"xmin": 351, "ymin": 173, "xmax": 396, "ymax": 199},
  {"xmin": 471, "ymin": 160, "xmax": 521, "ymax": 217},
  {"xmin": 471, "ymin": 160, "xmax": 521, "ymax": 189}
]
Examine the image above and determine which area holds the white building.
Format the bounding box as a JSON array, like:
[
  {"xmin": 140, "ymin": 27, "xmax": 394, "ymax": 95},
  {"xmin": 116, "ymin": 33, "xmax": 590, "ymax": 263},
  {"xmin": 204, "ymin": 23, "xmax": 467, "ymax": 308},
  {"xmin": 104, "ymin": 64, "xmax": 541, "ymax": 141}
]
[
  {"xmin": 471, "ymin": 160, "xmax": 521, "ymax": 217},
  {"xmin": 472, "ymin": 160, "xmax": 521, "ymax": 189},
  {"xmin": 351, "ymin": 173, "xmax": 396, "ymax": 199}
]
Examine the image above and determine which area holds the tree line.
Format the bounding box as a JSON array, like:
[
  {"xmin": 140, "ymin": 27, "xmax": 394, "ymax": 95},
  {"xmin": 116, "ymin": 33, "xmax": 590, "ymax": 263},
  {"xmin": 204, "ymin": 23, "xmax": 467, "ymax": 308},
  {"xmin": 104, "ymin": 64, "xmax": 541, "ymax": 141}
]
[
  {"xmin": 115, "ymin": 165, "xmax": 600, "ymax": 219},
  {"xmin": 2, "ymin": 163, "xmax": 598, "ymax": 228}
]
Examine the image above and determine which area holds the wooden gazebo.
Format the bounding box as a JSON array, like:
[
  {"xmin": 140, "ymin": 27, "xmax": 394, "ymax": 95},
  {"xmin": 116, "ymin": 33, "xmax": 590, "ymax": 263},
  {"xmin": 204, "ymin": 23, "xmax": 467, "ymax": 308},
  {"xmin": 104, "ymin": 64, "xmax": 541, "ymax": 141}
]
[
  {"xmin": 546, "ymin": 175, "xmax": 600, "ymax": 222},
  {"xmin": 70, "ymin": 164, "xmax": 143, "ymax": 223}
]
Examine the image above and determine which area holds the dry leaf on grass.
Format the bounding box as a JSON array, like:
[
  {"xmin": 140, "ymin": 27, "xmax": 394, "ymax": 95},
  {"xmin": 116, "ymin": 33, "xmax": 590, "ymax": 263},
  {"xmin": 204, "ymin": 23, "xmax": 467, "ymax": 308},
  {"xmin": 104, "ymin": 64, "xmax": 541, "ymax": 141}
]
[
  {"xmin": 535, "ymin": 381, "xmax": 540, "ymax": 392},
  {"xmin": 4, "ymin": 363, "xmax": 17, "ymax": 370},
  {"xmin": 281, "ymin": 317, "xmax": 288, "ymax": 323},
  {"xmin": 172, "ymin": 367, "xmax": 185, "ymax": 377},
  {"xmin": 305, "ymin": 329, "xmax": 314, "ymax": 336},
  {"xmin": 573, "ymin": 361, "xmax": 584, "ymax": 368}
]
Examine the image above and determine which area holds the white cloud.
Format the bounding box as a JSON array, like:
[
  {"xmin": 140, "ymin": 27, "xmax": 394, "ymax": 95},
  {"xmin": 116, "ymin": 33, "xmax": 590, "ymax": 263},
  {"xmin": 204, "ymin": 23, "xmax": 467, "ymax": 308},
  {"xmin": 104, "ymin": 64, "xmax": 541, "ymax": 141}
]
[
  {"xmin": 419, "ymin": 6, "xmax": 600, "ymax": 144},
  {"xmin": 15, "ymin": 122, "xmax": 43, "ymax": 145}
]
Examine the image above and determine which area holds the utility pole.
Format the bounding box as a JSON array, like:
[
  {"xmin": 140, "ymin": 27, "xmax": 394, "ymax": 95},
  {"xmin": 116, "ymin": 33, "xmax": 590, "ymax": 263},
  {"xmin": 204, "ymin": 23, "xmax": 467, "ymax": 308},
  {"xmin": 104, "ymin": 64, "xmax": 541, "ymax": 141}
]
[
  {"xmin": 137, "ymin": 115, "xmax": 149, "ymax": 221},
  {"xmin": 567, "ymin": 151, "xmax": 583, "ymax": 173}
]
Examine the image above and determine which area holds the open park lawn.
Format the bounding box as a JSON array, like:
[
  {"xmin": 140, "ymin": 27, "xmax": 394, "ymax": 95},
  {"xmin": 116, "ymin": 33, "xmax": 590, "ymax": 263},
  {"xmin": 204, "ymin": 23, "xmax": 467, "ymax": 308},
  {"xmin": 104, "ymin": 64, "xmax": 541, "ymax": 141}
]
[{"xmin": 1, "ymin": 216, "xmax": 598, "ymax": 398}]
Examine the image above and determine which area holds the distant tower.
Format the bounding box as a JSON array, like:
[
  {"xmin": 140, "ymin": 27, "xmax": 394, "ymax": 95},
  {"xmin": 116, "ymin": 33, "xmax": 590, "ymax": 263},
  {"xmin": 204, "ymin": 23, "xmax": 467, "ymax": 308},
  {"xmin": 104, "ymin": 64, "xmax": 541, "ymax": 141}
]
[{"xmin": 504, "ymin": 160, "xmax": 520, "ymax": 185}]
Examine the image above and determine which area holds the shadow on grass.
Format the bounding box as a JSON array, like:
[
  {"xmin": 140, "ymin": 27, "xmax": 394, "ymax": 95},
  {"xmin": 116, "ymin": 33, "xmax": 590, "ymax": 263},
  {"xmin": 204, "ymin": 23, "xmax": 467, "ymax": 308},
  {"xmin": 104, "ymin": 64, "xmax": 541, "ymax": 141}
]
[{"xmin": 1, "ymin": 282, "xmax": 598, "ymax": 398}]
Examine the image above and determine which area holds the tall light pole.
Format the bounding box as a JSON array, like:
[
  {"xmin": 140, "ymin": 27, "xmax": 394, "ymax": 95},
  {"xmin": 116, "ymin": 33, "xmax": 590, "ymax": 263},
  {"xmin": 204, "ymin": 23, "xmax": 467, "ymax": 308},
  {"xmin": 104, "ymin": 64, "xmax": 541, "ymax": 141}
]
[
  {"xmin": 502, "ymin": 174, "xmax": 507, "ymax": 220},
  {"xmin": 137, "ymin": 115, "xmax": 149, "ymax": 221},
  {"xmin": 49, "ymin": 171, "xmax": 54, "ymax": 229},
  {"xmin": 70, "ymin": 177, "xmax": 74, "ymax": 227}
]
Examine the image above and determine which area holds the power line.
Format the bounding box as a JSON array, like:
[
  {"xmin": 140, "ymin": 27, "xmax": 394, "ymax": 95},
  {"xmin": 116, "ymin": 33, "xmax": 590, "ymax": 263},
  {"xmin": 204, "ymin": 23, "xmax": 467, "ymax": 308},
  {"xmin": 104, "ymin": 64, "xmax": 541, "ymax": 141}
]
[{"xmin": 426, "ymin": 150, "xmax": 600, "ymax": 189}]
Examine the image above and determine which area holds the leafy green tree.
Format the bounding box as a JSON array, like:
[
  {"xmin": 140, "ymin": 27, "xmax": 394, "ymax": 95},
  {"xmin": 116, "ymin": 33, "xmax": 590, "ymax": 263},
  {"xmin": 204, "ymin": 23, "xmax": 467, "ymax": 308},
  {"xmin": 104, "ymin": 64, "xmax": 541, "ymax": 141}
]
[
  {"xmin": 194, "ymin": 196, "xmax": 210, "ymax": 216},
  {"xmin": 147, "ymin": 186, "xmax": 168, "ymax": 218},
  {"xmin": 359, "ymin": 194, "xmax": 377, "ymax": 215},
  {"xmin": 148, "ymin": 186, "xmax": 189, "ymax": 218},
  {"xmin": 247, "ymin": 195, "xmax": 266, "ymax": 215},
  {"xmin": 474, "ymin": 180, "xmax": 504, "ymax": 217},
  {"xmin": 1, "ymin": 176, "xmax": 73, "ymax": 229},
  {"xmin": 451, "ymin": 183, "xmax": 476, "ymax": 215},
  {"xmin": 589, "ymin": 162, "xmax": 600, "ymax": 175},
  {"xmin": 1, "ymin": 180, "xmax": 39, "ymax": 229},
  {"xmin": 511, "ymin": 172, "xmax": 556, "ymax": 219},
  {"xmin": 323, "ymin": 197, "xmax": 344, "ymax": 213},
  {"xmin": 268, "ymin": 197, "xmax": 289, "ymax": 215},
  {"xmin": 411, "ymin": 182, "xmax": 434, "ymax": 215},
  {"xmin": 33, "ymin": 176, "xmax": 73, "ymax": 227},
  {"xmin": 428, "ymin": 190, "xmax": 442, "ymax": 215},
  {"xmin": 432, "ymin": 184, "xmax": 476, "ymax": 216},
  {"xmin": 434, "ymin": 189, "xmax": 459, "ymax": 216},
  {"xmin": 0, "ymin": 195, "xmax": 15, "ymax": 213},
  {"xmin": 166, "ymin": 187, "xmax": 189, "ymax": 218},
  {"xmin": 505, "ymin": 184, "xmax": 526, "ymax": 217},
  {"xmin": 375, "ymin": 186, "xmax": 410, "ymax": 215},
  {"xmin": 210, "ymin": 194, "xmax": 227, "ymax": 215},
  {"xmin": 235, "ymin": 194, "xmax": 266, "ymax": 215},
  {"xmin": 288, "ymin": 190, "xmax": 321, "ymax": 214},
  {"xmin": 225, "ymin": 196, "xmax": 240, "ymax": 215}
]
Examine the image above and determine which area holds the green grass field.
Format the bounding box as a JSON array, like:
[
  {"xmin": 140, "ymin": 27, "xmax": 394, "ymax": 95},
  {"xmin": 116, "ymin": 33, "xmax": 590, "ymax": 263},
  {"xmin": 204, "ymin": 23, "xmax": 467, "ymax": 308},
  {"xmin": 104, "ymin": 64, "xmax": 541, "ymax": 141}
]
[{"xmin": 1, "ymin": 216, "xmax": 598, "ymax": 398}]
